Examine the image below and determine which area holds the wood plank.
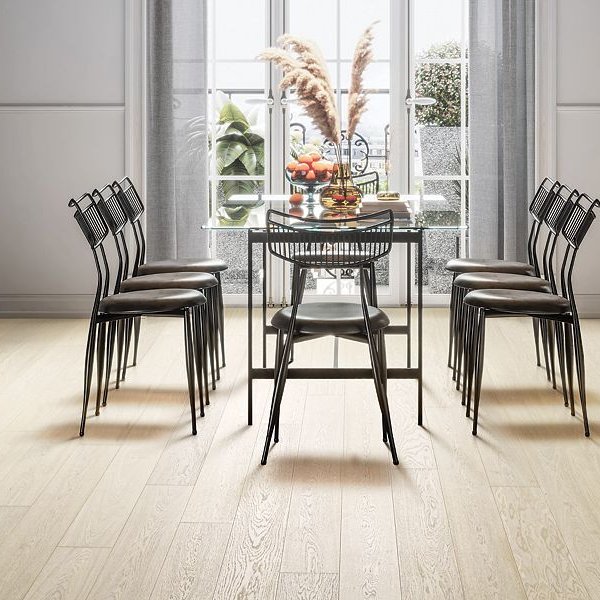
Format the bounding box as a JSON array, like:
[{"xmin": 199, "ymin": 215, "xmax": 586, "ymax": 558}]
[
  {"xmin": 391, "ymin": 468, "xmax": 463, "ymax": 599},
  {"xmin": 493, "ymin": 486, "xmax": 589, "ymax": 599},
  {"xmin": 0, "ymin": 505, "xmax": 28, "ymax": 538},
  {"xmin": 428, "ymin": 407, "xmax": 527, "ymax": 600},
  {"xmin": 86, "ymin": 485, "xmax": 191, "ymax": 600},
  {"xmin": 23, "ymin": 547, "xmax": 111, "ymax": 600},
  {"xmin": 280, "ymin": 392, "xmax": 343, "ymax": 573},
  {"xmin": 276, "ymin": 573, "xmax": 338, "ymax": 600},
  {"xmin": 150, "ymin": 522, "xmax": 231, "ymax": 600},
  {"xmin": 0, "ymin": 444, "xmax": 118, "ymax": 600},
  {"xmin": 212, "ymin": 422, "xmax": 303, "ymax": 600},
  {"xmin": 339, "ymin": 380, "xmax": 402, "ymax": 600},
  {"xmin": 0, "ymin": 442, "xmax": 75, "ymax": 506}
]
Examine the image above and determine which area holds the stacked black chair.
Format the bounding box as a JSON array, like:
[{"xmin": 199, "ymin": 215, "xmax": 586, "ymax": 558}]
[
  {"xmin": 461, "ymin": 193, "xmax": 599, "ymax": 436},
  {"xmin": 452, "ymin": 184, "xmax": 578, "ymax": 394},
  {"xmin": 261, "ymin": 208, "xmax": 398, "ymax": 465},
  {"xmin": 446, "ymin": 178, "xmax": 561, "ymax": 375},
  {"xmin": 112, "ymin": 177, "xmax": 227, "ymax": 375},
  {"xmin": 69, "ymin": 194, "xmax": 207, "ymax": 436}
]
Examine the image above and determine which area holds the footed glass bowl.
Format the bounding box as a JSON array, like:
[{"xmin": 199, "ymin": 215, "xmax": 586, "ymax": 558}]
[{"xmin": 285, "ymin": 170, "xmax": 328, "ymax": 205}]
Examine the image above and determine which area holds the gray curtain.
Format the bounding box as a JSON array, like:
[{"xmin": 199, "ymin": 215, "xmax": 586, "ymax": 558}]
[
  {"xmin": 469, "ymin": 0, "xmax": 535, "ymax": 261},
  {"xmin": 146, "ymin": 0, "xmax": 208, "ymax": 260}
]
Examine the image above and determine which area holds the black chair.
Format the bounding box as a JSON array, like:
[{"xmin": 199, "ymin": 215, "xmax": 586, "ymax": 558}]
[
  {"xmin": 452, "ymin": 184, "xmax": 578, "ymax": 393},
  {"xmin": 353, "ymin": 170, "xmax": 380, "ymax": 194},
  {"xmin": 91, "ymin": 185, "xmax": 219, "ymax": 395},
  {"xmin": 446, "ymin": 177, "xmax": 561, "ymax": 375},
  {"xmin": 112, "ymin": 177, "xmax": 227, "ymax": 375},
  {"xmin": 69, "ymin": 193, "xmax": 206, "ymax": 436},
  {"xmin": 261, "ymin": 208, "xmax": 398, "ymax": 465},
  {"xmin": 461, "ymin": 193, "xmax": 600, "ymax": 436}
]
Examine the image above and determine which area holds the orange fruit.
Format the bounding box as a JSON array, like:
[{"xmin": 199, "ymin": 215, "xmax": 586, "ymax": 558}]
[
  {"xmin": 298, "ymin": 154, "xmax": 313, "ymax": 165},
  {"xmin": 312, "ymin": 161, "xmax": 327, "ymax": 172},
  {"xmin": 305, "ymin": 170, "xmax": 316, "ymax": 181},
  {"xmin": 309, "ymin": 152, "xmax": 322, "ymax": 162},
  {"xmin": 286, "ymin": 160, "xmax": 298, "ymax": 172},
  {"xmin": 294, "ymin": 163, "xmax": 309, "ymax": 172},
  {"xmin": 289, "ymin": 193, "xmax": 303, "ymax": 205}
]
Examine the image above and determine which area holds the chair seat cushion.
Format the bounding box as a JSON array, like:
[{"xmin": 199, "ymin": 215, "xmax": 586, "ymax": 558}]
[
  {"xmin": 137, "ymin": 258, "xmax": 228, "ymax": 275},
  {"xmin": 120, "ymin": 272, "xmax": 218, "ymax": 292},
  {"xmin": 454, "ymin": 272, "xmax": 551, "ymax": 293},
  {"xmin": 272, "ymin": 302, "xmax": 389, "ymax": 335},
  {"xmin": 446, "ymin": 257, "xmax": 535, "ymax": 276},
  {"xmin": 464, "ymin": 289, "xmax": 570, "ymax": 315},
  {"xmin": 99, "ymin": 289, "xmax": 205, "ymax": 315}
]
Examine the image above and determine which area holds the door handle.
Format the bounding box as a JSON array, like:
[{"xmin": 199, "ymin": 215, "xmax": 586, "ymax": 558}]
[{"xmin": 405, "ymin": 96, "xmax": 436, "ymax": 106}]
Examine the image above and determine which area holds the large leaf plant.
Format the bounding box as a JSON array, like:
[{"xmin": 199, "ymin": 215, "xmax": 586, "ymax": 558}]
[{"xmin": 214, "ymin": 99, "xmax": 265, "ymax": 203}]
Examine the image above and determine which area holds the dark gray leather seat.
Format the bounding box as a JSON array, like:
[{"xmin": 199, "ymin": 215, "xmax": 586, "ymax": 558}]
[
  {"xmin": 120, "ymin": 272, "xmax": 217, "ymax": 292},
  {"xmin": 137, "ymin": 258, "xmax": 227, "ymax": 276},
  {"xmin": 446, "ymin": 257, "xmax": 535, "ymax": 276},
  {"xmin": 464, "ymin": 289, "xmax": 570, "ymax": 315},
  {"xmin": 454, "ymin": 272, "xmax": 551, "ymax": 292},
  {"xmin": 272, "ymin": 302, "xmax": 389, "ymax": 335},
  {"xmin": 99, "ymin": 289, "xmax": 205, "ymax": 315}
]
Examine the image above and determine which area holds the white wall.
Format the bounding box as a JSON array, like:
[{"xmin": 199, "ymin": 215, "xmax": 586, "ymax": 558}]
[
  {"xmin": 0, "ymin": 0, "xmax": 142, "ymax": 316},
  {"xmin": 538, "ymin": 0, "xmax": 600, "ymax": 317}
]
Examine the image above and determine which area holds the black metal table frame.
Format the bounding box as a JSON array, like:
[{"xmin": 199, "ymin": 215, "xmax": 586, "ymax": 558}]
[{"xmin": 246, "ymin": 227, "xmax": 424, "ymax": 427}]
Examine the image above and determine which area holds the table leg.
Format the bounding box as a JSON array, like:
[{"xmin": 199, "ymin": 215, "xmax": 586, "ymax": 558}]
[
  {"xmin": 262, "ymin": 241, "xmax": 267, "ymax": 368},
  {"xmin": 247, "ymin": 232, "xmax": 253, "ymax": 426},
  {"xmin": 406, "ymin": 243, "xmax": 412, "ymax": 368},
  {"xmin": 418, "ymin": 231, "xmax": 423, "ymax": 426}
]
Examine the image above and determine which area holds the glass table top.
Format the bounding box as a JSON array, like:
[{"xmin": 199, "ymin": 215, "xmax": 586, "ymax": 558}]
[{"xmin": 202, "ymin": 194, "xmax": 466, "ymax": 231}]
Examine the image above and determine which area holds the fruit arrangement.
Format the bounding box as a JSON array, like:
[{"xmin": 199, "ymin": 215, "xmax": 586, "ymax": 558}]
[{"xmin": 286, "ymin": 152, "xmax": 336, "ymax": 185}]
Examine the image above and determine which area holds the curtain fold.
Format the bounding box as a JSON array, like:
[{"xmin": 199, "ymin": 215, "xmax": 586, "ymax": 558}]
[
  {"xmin": 146, "ymin": 0, "xmax": 208, "ymax": 260},
  {"xmin": 469, "ymin": 0, "xmax": 535, "ymax": 261}
]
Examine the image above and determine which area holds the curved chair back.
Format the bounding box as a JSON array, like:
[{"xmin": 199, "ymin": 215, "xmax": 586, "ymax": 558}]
[
  {"xmin": 92, "ymin": 185, "xmax": 132, "ymax": 293},
  {"xmin": 113, "ymin": 177, "xmax": 146, "ymax": 274},
  {"xmin": 527, "ymin": 178, "xmax": 561, "ymax": 275},
  {"xmin": 266, "ymin": 209, "xmax": 393, "ymax": 270},
  {"xmin": 353, "ymin": 171, "xmax": 380, "ymax": 194},
  {"xmin": 69, "ymin": 193, "xmax": 114, "ymax": 309}
]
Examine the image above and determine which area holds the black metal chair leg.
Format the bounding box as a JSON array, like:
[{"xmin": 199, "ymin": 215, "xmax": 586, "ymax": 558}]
[
  {"xmin": 95, "ymin": 322, "xmax": 107, "ymax": 416},
  {"xmin": 540, "ymin": 319, "xmax": 552, "ymax": 383},
  {"xmin": 564, "ymin": 323, "xmax": 576, "ymax": 416},
  {"xmin": 132, "ymin": 316, "xmax": 141, "ymax": 366},
  {"xmin": 555, "ymin": 322, "xmax": 569, "ymax": 407},
  {"xmin": 206, "ymin": 290, "xmax": 216, "ymax": 391},
  {"xmin": 122, "ymin": 318, "xmax": 133, "ymax": 382},
  {"xmin": 455, "ymin": 289, "xmax": 467, "ymax": 389},
  {"xmin": 448, "ymin": 281, "xmax": 457, "ymax": 368},
  {"xmin": 80, "ymin": 319, "xmax": 98, "ymax": 436},
  {"xmin": 532, "ymin": 317, "xmax": 541, "ymax": 367},
  {"xmin": 217, "ymin": 273, "xmax": 226, "ymax": 368},
  {"xmin": 572, "ymin": 318, "xmax": 590, "ymax": 436},
  {"xmin": 461, "ymin": 305, "xmax": 475, "ymax": 407},
  {"xmin": 192, "ymin": 306, "xmax": 205, "ymax": 418},
  {"xmin": 453, "ymin": 288, "xmax": 465, "ymax": 381},
  {"xmin": 273, "ymin": 331, "xmax": 285, "ymax": 444},
  {"xmin": 184, "ymin": 310, "xmax": 198, "ymax": 435},
  {"xmin": 102, "ymin": 321, "xmax": 116, "ymax": 407},
  {"xmin": 379, "ymin": 331, "xmax": 389, "ymax": 443},
  {"xmin": 212, "ymin": 289, "xmax": 221, "ymax": 382},
  {"xmin": 115, "ymin": 320, "xmax": 124, "ymax": 389},
  {"xmin": 548, "ymin": 321, "xmax": 557, "ymax": 390},
  {"xmin": 200, "ymin": 306, "xmax": 210, "ymax": 405},
  {"xmin": 466, "ymin": 307, "xmax": 480, "ymax": 418},
  {"xmin": 472, "ymin": 310, "xmax": 486, "ymax": 436}
]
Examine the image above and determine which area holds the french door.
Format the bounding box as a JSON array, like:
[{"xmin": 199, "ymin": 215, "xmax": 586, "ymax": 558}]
[{"xmin": 207, "ymin": 0, "xmax": 468, "ymax": 305}]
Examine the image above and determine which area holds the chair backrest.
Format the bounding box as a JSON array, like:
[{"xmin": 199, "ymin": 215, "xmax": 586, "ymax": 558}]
[
  {"xmin": 113, "ymin": 177, "xmax": 146, "ymax": 274},
  {"xmin": 92, "ymin": 184, "xmax": 132, "ymax": 291},
  {"xmin": 559, "ymin": 192, "xmax": 600, "ymax": 306},
  {"xmin": 266, "ymin": 208, "xmax": 393, "ymax": 270},
  {"xmin": 353, "ymin": 171, "xmax": 380, "ymax": 194},
  {"xmin": 527, "ymin": 178, "xmax": 560, "ymax": 274},
  {"xmin": 69, "ymin": 193, "xmax": 113, "ymax": 306}
]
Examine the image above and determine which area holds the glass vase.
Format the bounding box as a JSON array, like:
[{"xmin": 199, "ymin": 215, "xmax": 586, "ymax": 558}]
[{"xmin": 319, "ymin": 163, "xmax": 362, "ymax": 213}]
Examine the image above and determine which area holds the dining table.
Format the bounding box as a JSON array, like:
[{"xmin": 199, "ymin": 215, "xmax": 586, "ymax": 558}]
[{"xmin": 202, "ymin": 193, "xmax": 465, "ymax": 427}]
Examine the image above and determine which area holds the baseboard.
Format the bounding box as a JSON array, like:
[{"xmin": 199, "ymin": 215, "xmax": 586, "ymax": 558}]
[
  {"xmin": 574, "ymin": 294, "xmax": 600, "ymax": 318},
  {"xmin": 0, "ymin": 294, "xmax": 93, "ymax": 318}
]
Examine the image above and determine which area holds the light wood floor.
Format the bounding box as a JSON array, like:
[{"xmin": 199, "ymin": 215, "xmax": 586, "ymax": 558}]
[{"xmin": 1, "ymin": 309, "xmax": 600, "ymax": 599}]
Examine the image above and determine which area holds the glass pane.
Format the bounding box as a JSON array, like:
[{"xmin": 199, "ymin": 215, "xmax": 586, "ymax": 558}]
[
  {"xmin": 289, "ymin": 0, "xmax": 338, "ymax": 59},
  {"xmin": 415, "ymin": 179, "xmax": 463, "ymax": 294},
  {"xmin": 214, "ymin": 0, "xmax": 266, "ymax": 60},
  {"xmin": 414, "ymin": 63, "xmax": 462, "ymax": 176},
  {"xmin": 414, "ymin": 0, "xmax": 462, "ymax": 58},
  {"xmin": 340, "ymin": 0, "xmax": 390, "ymax": 60},
  {"xmin": 215, "ymin": 231, "xmax": 263, "ymax": 294},
  {"xmin": 215, "ymin": 62, "xmax": 264, "ymax": 90}
]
